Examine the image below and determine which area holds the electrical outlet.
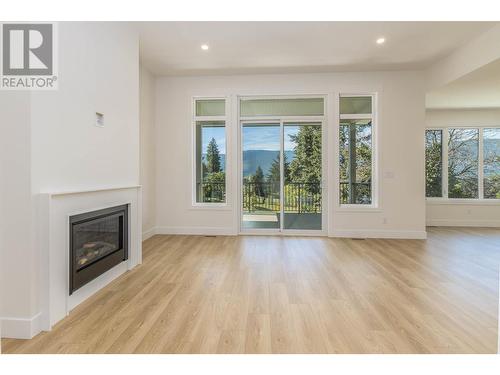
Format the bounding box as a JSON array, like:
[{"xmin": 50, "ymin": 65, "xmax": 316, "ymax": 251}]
[{"xmin": 383, "ymin": 217, "xmax": 388, "ymax": 224}]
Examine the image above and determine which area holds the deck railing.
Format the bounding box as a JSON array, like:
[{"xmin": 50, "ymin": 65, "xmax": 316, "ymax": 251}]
[
  {"xmin": 339, "ymin": 181, "xmax": 371, "ymax": 204},
  {"xmin": 242, "ymin": 181, "xmax": 321, "ymax": 213},
  {"xmin": 197, "ymin": 182, "xmax": 226, "ymax": 203},
  {"xmin": 198, "ymin": 181, "xmax": 372, "ymax": 207}
]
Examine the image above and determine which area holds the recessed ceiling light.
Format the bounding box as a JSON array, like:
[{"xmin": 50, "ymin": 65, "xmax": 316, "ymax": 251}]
[
  {"xmin": 376, "ymin": 37, "xmax": 386, "ymax": 45},
  {"xmin": 201, "ymin": 44, "xmax": 209, "ymax": 50}
]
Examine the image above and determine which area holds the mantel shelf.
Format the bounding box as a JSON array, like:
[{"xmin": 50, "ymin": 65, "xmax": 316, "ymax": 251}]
[{"xmin": 42, "ymin": 185, "xmax": 141, "ymax": 197}]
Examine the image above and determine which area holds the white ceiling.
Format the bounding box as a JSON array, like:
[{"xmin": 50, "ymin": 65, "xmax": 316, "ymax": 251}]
[
  {"xmin": 426, "ymin": 58, "xmax": 500, "ymax": 109},
  {"xmin": 137, "ymin": 22, "xmax": 496, "ymax": 76}
]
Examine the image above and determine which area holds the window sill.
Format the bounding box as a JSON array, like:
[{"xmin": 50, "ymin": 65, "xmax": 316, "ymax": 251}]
[
  {"xmin": 426, "ymin": 199, "xmax": 500, "ymax": 206},
  {"xmin": 190, "ymin": 203, "xmax": 232, "ymax": 211},
  {"xmin": 335, "ymin": 205, "xmax": 382, "ymax": 213}
]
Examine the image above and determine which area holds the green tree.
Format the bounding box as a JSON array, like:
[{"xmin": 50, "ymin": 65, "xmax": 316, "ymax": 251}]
[
  {"xmin": 448, "ymin": 129, "xmax": 478, "ymax": 198},
  {"xmin": 425, "ymin": 130, "xmax": 442, "ymax": 197},
  {"xmin": 203, "ymin": 171, "xmax": 225, "ymax": 202},
  {"xmin": 266, "ymin": 154, "xmax": 289, "ymax": 205},
  {"xmin": 201, "ymin": 138, "xmax": 225, "ymax": 202},
  {"xmin": 266, "ymin": 153, "xmax": 290, "ymax": 184},
  {"xmin": 289, "ymin": 126, "xmax": 322, "ymax": 194},
  {"xmin": 339, "ymin": 121, "xmax": 372, "ymax": 204},
  {"xmin": 252, "ymin": 166, "xmax": 265, "ymax": 198},
  {"xmin": 206, "ymin": 137, "xmax": 221, "ymax": 174}
]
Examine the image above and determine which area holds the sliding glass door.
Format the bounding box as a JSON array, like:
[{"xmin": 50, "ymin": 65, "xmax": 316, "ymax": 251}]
[
  {"xmin": 283, "ymin": 122, "xmax": 322, "ymax": 230},
  {"xmin": 241, "ymin": 121, "xmax": 322, "ymax": 232},
  {"xmin": 241, "ymin": 123, "xmax": 281, "ymax": 230}
]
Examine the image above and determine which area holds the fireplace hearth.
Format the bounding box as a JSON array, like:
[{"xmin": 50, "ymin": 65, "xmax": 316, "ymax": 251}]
[{"xmin": 69, "ymin": 204, "xmax": 128, "ymax": 294}]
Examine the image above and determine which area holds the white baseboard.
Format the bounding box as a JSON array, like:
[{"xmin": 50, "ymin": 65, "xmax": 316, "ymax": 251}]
[
  {"xmin": 142, "ymin": 227, "xmax": 156, "ymax": 241},
  {"xmin": 153, "ymin": 226, "xmax": 426, "ymax": 239},
  {"xmin": 155, "ymin": 226, "xmax": 236, "ymax": 236},
  {"xmin": 1, "ymin": 312, "xmax": 42, "ymax": 339},
  {"xmin": 426, "ymin": 219, "xmax": 500, "ymax": 227},
  {"xmin": 330, "ymin": 229, "xmax": 427, "ymax": 239}
]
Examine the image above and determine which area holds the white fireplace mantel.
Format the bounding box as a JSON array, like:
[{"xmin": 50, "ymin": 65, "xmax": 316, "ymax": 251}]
[{"xmin": 37, "ymin": 185, "xmax": 142, "ymax": 335}]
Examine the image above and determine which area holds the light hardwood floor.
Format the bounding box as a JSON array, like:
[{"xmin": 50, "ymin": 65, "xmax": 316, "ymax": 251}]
[{"xmin": 3, "ymin": 227, "xmax": 499, "ymax": 354}]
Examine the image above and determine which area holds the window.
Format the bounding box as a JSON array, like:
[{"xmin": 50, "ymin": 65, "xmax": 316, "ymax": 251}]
[
  {"xmin": 448, "ymin": 128, "xmax": 479, "ymax": 199},
  {"xmin": 425, "ymin": 127, "xmax": 500, "ymax": 200},
  {"xmin": 483, "ymin": 128, "xmax": 500, "ymax": 199},
  {"xmin": 194, "ymin": 98, "xmax": 227, "ymax": 204},
  {"xmin": 339, "ymin": 95, "xmax": 374, "ymax": 205},
  {"xmin": 425, "ymin": 130, "xmax": 443, "ymax": 197}
]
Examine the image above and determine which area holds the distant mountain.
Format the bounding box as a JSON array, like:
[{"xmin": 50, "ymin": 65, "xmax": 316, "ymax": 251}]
[
  {"xmin": 484, "ymin": 138, "xmax": 500, "ymax": 175},
  {"xmin": 449, "ymin": 138, "xmax": 500, "ymax": 175},
  {"xmin": 201, "ymin": 154, "xmax": 226, "ymax": 171},
  {"xmin": 243, "ymin": 150, "xmax": 295, "ymax": 177},
  {"xmin": 484, "ymin": 138, "xmax": 500, "ymax": 155},
  {"xmin": 201, "ymin": 150, "xmax": 297, "ymax": 177}
]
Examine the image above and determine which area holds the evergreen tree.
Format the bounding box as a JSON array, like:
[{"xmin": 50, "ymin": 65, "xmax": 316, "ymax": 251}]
[
  {"xmin": 339, "ymin": 122, "xmax": 372, "ymax": 203},
  {"xmin": 203, "ymin": 171, "xmax": 226, "ymax": 202},
  {"xmin": 253, "ymin": 166, "xmax": 265, "ymax": 197},
  {"xmin": 289, "ymin": 126, "xmax": 322, "ymax": 194},
  {"xmin": 267, "ymin": 153, "xmax": 290, "ymax": 184},
  {"xmin": 202, "ymin": 138, "xmax": 225, "ymax": 203},
  {"xmin": 202, "ymin": 162, "xmax": 208, "ymax": 178},
  {"xmin": 206, "ymin": 138, "xmax": 221, "ymax": 173}
]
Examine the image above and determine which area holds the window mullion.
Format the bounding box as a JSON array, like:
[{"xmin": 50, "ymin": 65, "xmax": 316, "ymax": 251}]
[
  {"xmin": 442, "ymin": 128, "xmax": 449, "ymax": 198},
  {"xmin": 479, "ymin": 128, "xmax": 484, "ymax": 199}
]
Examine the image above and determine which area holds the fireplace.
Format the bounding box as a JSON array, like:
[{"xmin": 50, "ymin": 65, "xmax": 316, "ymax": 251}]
[{"xmin": 69, "ymin": 204, "xmax": 128, "ymax": 294}]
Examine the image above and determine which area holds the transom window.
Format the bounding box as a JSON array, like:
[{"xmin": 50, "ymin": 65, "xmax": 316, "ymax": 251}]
[
  {"xmin": 425, "ymin": 127, "xmax": 500, "ymax": 200},
  {"xmin": 240, "ymin": 97, "xmax": 324, "ymax": 117}
]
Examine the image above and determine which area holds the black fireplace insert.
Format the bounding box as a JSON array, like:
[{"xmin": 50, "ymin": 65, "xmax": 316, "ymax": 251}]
[{"xmin": 69, "ymin": 204, "xmax": 128, "ymax": 294}]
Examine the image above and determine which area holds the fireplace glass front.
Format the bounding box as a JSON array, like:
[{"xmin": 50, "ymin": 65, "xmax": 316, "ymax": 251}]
[{"xmin": 69, "ymin": 204, "xmax": 128, "ymax": 294}]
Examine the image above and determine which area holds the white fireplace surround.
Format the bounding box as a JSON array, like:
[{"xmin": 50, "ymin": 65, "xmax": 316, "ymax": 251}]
[{"xmin": 34, "ymin": 186, "xmax": 142, "ymax": 338}]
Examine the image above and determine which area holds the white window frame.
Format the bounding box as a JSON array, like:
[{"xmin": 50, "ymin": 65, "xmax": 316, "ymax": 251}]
[
  {"xmin": 337, "ymin": 93, "xmax": 378, "ymax": 210},
  {"xmin": 191, "ymin": 96, "xmax": 230, "ymax": 209},
  {"xmin": 425, "ymin": 127, "xmax": 446, "ymax": 200},
  {"xmin": 425, "ymin": 125, "xmax": 500, "ymax": 204}
]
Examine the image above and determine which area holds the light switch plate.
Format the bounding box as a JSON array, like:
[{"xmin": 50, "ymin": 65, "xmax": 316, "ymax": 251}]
[{"xmin": 95, "ymin": 112, "xmax": 104, "ymax": 127}]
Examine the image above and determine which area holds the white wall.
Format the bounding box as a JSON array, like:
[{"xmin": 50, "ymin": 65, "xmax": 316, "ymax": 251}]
[
  {"xmin": 426, "ymin": 108, "xmax": 500, "ymax": 227},
  {"xmin": 0, "ymin": 92, "xmax": 37, "ymax": 326},
  {"xmin": 1, "ymin": 22, "xmax": 140, "ymax": 338},
  {"xmin": 140, "ymin": 65, "xmax": 156, "ymax": 239},
  {"xmin": 154, "ymin": 71, "xmax": 426, "ymax": 238},
  {"xmin": 31, "ymin": 22, "xmax": 139, "ymax": 193}
]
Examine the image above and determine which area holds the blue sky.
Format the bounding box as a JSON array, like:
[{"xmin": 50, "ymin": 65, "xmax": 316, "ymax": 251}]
[
  {"xmin": 484, "ymin": 128, "xmax": 500, "ymax": 139},
  {"xmin": 242, "ymin": 125, "xmax": 298, "ymax": 151},
  {"xmin": 202, "ymin": 125, "xmax": 300, "ymax": 154},
  {"xmin": 202, "ymin": 127, "xmax": 226, "ymax": 154}
]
